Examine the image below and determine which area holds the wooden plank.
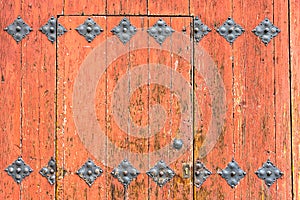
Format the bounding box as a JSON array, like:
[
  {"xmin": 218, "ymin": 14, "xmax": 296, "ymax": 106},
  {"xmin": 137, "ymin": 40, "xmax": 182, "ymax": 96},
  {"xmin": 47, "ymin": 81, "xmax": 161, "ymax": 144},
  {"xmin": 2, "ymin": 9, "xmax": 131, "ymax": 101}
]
[
  {"xmin": 57, "ymin": 16, "xmax": 108, "ymax": 200},
  {"xmin": 190, "ymin": 0, "xmax": 235, "ymax": 199},
  {"xmin": 232, "ymin": 0, "xmax": 278, "ymax": 199},
  {"xmin": 126, "ymin": 16, "xmax": 149, "ymax": 200},
  {"xmin": 20, "ymin": 1, "xmax": 63, "ymax": 199},
  {"xmin": 107, "ymin": 0, "xmax": 147, "ymax": 15},
  {"xmin": 0, "ymin": 1, "xmax": 22, "ymax": 199},
  {"xmin": 273, "ymin": 0, "xmax": 292, "ymax": 199},
  {"xmin": 291, "ymin": 0, "xmax": 300, "ymax": 199},
  {"xmin": 105, "ymin": 16, "xmax": 130, "ymax": 200},
  {"xmin": 148, "ymin": 0, "xmax": 189, "ymax": 15},
  {"xmin": 148, "ymin": 16, "xmax": 173, "ymax": 200},
  {"xmin": 169, "ymin": 17, "xmax": 193, "ymax": 200},
  {"xmin": 63, "ymin": 0, "xmax": 106, "ymax": 15}
]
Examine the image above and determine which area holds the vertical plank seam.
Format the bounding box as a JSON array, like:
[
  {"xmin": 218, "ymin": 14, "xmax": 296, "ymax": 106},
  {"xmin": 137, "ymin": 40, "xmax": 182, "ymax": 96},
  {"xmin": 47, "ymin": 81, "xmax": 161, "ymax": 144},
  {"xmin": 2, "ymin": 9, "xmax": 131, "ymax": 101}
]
[
  {"xmin": 105, "ymin": 16, "xmax": 108, "ymax": 200},
  {"xmin": 146, "ymin": 0, "xmax": 148, "ymax": 15},
  {"xmin": 62, "ymin": 0, "xmax": 65, "ymax": 15},
  {"xmin": 169, "ymin": 17, "xmax": 173, "ymax": 200},
  {"xmin": 272, "ymin": 0, "xmax": 278, "ymax": 196},
  {"xmin": 288, "ymin": 0, "xmax": 294, "ymax": 198},
  {"xmin": 106, "ymin": 16, "xmax": 109, "ymax": 200},
  {"xmin": 105, "ymin": 0, "xmax": 107, "ymax": 15},
  {"xmin": 230, "ymin": 0, "xmax": 235, "ymax": 158},
  {"xmin": 230, "ymin": 0, "xmax": 236, "ymax": 199},
  {"xmin": 55, "ymin": 14, "xmax": 60, "ymax": 200},
  {"xmin": 191, "ymin": 16, "xmax": 195, "ymax": 200},
  {"xmin": 126, "ymin": 16, "xmax": 132, "ymax": 200},
  {"xmin": 147, "ymin": 17, "xmax": 150, "ymax": 200},
  {"xmin": 188, "ymin": 0, "xmax": 190, "ymax": 15},
  {"xmin": 19, "ymin": 1, "xmax": 24, "ymax": 199},
  {"xmin": 146, "ymin": 17, "xmax": 151, "ymax": 200}
]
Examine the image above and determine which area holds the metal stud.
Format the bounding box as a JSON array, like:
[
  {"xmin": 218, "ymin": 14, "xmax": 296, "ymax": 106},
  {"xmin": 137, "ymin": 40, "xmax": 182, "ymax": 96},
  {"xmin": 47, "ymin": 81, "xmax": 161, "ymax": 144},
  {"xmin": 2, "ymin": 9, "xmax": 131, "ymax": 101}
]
[
  {"xmin": 76, "ymin": 18, "xmax": 103, "ymax": 42},
  {"xmin": 4, "ymin": 16, "xmax": 32, "ymax": 42},
  {"xmin": 39, "ymin": 157, "xmax": 56, "ymax": 185},
  {"xmin": 5, "ymin": 157, "xmax": 33, "ymax": 184},
  {"xmin": 193, "ymin": 17, "xmax": 211, "ymax": 43},
  {"xmin": 147, "ymin": 18, "xmax": 174, "ymax": 45},
  {"xmin": 40, "ymin": 17, "xmax": 67, "ymax": 43},
  {"xmin": 147, "ymin": 160, "xmax": 175, "ymax": 187},
  {"xmin": 173, "ymin": 139, "xmax": 183, "ymax": 150},
  {"xmin": 216, "ymin": 17, "xmax": 245, "ymax": 44},
  {"xmin": 255, "ymin": 159, "xmax": 283, "ymax": 187},
  {"xmin": 218, "ymin": 159, "xmax": 246, "ymax": 188},
  {"xmin": 111, "ymin": 17, "xmax": 137, "ymax": 44},
  {"xmin": 111, "ymin": 159, "xmax": 140, "ymax": 188},
  {"xmin": 194, "ymin": 161, "xmax": 212, "ymax": 188},
  {"xmin": 76, "ymin": 159, "xmax": 103, "ymax": 187},
  {"xmin": 252, "ymin": 18, "xmax": 280, "ymax": 45}
]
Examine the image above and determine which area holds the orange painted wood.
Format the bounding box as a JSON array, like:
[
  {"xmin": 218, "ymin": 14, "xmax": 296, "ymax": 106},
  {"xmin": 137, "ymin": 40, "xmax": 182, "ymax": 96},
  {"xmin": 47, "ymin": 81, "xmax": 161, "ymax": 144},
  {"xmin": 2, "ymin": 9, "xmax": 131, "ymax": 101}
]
[
  {"xmin": 57, "ymin": 16, "xmax": 108, "ymax": 200},
  {"xmin": 191, "ymin": 0, "xmax": 235, "ymax": 199},
  {"xmin": 20, "ymin": 1, "xmax": 63, "ymax": 199},
  {"xmin": 233, "ymin": 0, "xmax": 277, "ymax": 199},
  {"xmin": 168, "ymin": 17, "xmax": 193, "ymax": 200},
  {"xmin": 106, "ymin": 0, "xmax": 147, "ymax": 15},
  {"xmin": 105, "ymin": 16, "xmax": 131, "ymax": 200},
  {"xmin": 148, "ymin": 17, "xmax": 174, "ymax": 200},
  {"xmin": 273, "ymin": 0, "xmax": 292, "ymax": 199},
  {"xmin": 126, "ymin": 16, "xmax": 149, "ymax": 200},
  {"xmin": 148, "ymin": 0, "xmax": 189, "ymax": 15},
  {"xmin": 0, "ymin": 1, "xmax": 22, "ymax": 199},
  {"xmin": 63, "ymin": 0, "xmax": 106, "ymax": 15},
  {"xmin": 291, "ymin": 0, "xmax": 300, "ymax": 199},
  {"xmin": 0, "ymin": 0, "xmax": 295, "ymax": 199}
]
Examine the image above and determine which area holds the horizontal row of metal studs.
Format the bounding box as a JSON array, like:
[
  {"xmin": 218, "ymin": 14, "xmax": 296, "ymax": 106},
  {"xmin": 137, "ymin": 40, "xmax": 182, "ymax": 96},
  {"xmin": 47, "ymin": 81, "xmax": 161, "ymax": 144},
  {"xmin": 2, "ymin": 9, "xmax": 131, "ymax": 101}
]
[
  {"xmin": 5, "ymin": 157, "xmax": 283, "ymax": 188},
  {"xmin": 4, "ymin": 16, "xmax": 280, "ymax": 45}
]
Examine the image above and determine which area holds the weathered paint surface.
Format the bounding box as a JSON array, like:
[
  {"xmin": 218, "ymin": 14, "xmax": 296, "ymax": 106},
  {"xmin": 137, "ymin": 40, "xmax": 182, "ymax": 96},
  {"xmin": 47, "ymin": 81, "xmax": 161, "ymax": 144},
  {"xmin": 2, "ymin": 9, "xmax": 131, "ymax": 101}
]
[
  {"xmin": 0, "ymin": 0, "xmax": 297, "ymax": 199},
  {"xmin": 291, "ymin": 0, "xmax": 300, "ymax": 199}
]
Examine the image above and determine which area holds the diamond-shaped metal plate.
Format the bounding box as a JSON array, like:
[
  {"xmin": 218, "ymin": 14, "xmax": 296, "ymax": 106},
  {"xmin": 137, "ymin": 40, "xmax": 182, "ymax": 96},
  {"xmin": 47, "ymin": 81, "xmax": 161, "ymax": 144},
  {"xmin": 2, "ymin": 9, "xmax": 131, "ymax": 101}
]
[
  {"xmin": 5, "ymin": 157, "xmax": 33, "ymax": 184},
  {"xmin": 216, "ymin": 17, "xmax": 245, "ymax": 44},
  {"xmin": 111, "ymin": 17, "xmax": 137, "ymax": 44},
  {"xmin": 193, "ymin": 17, "xmax": 211, "ymax": 43},
  {"xmin": 76, "ymin": 159, "xmax": 103, "ymax": 187},
  {"xmin": 218, "ymin": 159, "xmax": 246, "ymax": 188},
  {"xmin": 39, "ymin": 157, "xmax": 56, "ymax": 185},
  {"xmin": 255, "ymin": 159, "xmax": 283, "ymax": 187},
  {"xmin": 111, "ymin": 159, "xmax": 140, "ymax": 188},
  {"xmin": 194, "ymin": 161, "xmax": 212, "ymax": 188},
  {"xmin": 147, "ymin": 160, "xmax": 175, "ymax": 187},
  {"xmin": 4, "ymin": 16, "xmax": 32, "ymax": 42},
  {"xmin": 76, "ymin": 17, "xmax": 103, "ymax": 42},
  {"xmin": 252, "ymin": 18, "xmax": 280, "ymax": 45},
  {"xmin": 40, "ymin": 17, "xmax": 67, "ymax": 43},
  {"xmin": 147, "ymin": 18, "xmax": 174, "ymax": 45}
]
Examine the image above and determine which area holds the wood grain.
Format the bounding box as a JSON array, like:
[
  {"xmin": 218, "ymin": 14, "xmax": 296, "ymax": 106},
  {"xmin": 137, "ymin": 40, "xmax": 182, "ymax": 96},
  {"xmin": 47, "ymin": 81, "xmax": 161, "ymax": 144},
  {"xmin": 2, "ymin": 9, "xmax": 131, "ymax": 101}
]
[
  {"xmin": 233, "ymin": 0, "xmax": 278, "ymax": 199},
  {"xmin": 291, "ymin": 0, "xmax": 300, "ymax": 199},
  {"xmin": 274, "ymin": 0, "xmax": 292, "ymax": 199},
  {"xmin": 191, "ymin": 0, "xmax": 235, "ymax": 199},
  {"xmin": 148, "ymin": 0, "xmax": 189, "ymax": 15},
  {"xmin": 0, "ymin": 0, "xmax": 296, "ymax": 199},
  {"xmin": 0, "ymin": 1, "xmax": 22, "ymax": 199},
  {"xmin": 57, "ymin": 16, "xmax": 108, "ymax": 200},
  {"xmin": 20, "ymin": 1, "xmax": 63, "ymax": 199},
  {"xmin": 107, "ymin": 0, "xmax": 147, "ymax": 15},
  {"xmin": 126, "ymin": 16, "xmax": 149, "ymax": 200},
  {"xmin": 63, "ymin": 0, "xmax": 106, "ymax": 15},
  {"xmin": 147, "ymin": 17, "xmax": 174, "ymax": 200},
  {"xmin": 169, "ymin": 17, "xmax": 193, "ymax": 200}
]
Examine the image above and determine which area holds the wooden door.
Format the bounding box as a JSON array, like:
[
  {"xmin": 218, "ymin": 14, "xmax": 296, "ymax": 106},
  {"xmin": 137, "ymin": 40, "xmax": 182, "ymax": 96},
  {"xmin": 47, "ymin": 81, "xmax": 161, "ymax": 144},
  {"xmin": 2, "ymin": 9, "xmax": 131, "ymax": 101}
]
[{"xmin": 0, "ymin": 0, "xmax": 299, "ymax": 200}]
